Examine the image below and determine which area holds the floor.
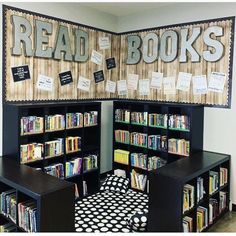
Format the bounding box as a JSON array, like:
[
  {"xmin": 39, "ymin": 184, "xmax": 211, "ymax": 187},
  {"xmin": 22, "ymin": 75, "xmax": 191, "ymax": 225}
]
[{"xmin": 209, "ymin": 212, "xmax": 236, "ymax": 232}]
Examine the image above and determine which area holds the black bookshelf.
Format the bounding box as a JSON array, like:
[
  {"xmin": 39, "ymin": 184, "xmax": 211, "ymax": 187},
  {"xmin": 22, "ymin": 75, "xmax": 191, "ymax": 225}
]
[
  {"xmin": 3, "ymin": 102, "xmax": 101, "ymax": 198},
  {"xmin": 112, "ymin": 101, "xmax": 204, "ymax": 193},
  {"xmin": 0, "ymin": 156, "xmax": 74, "ymax": 232},
  {"xmin": 148, "ymin": 151, "xmax": 230, "ymax": 232}
]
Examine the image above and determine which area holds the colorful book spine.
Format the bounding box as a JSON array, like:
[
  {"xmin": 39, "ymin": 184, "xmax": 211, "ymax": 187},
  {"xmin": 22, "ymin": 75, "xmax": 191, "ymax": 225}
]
[
  {"xmin": 44, "ymin": 138, "xmax": 64, "ymax": 157},
  {"xmin": 130, "ymin": 153, "xmax": 147, "ymax": 169},
  {"xmin": 197, "ymin": 206, "xmax": 208, "ymax": 232},
  {"xmin": 219, "ymin": 191, "xmax": 227, "ymax": 213},
  {"xmin": 84, "ymin": 111, "xmax": 98, "ymax": 126},
  {"xmin": 115, "ymin": 130, "xmax": 130, "ymax": 143},
  {"xmin": 83, "ymin": 155, "xmax": 98, "ymax": 171},
  {"xmin": 115, "ymin": 109, "xmax": 130, "ymax": 123},
  {"xmin": 183, "ymin": 184, "xmax": 194, "ymax": 213},
  {"xmin": 209, "ymin": 171, "xmax": 219, "ymax": 195},
  {"xmin": 65, "ymin": 157, "xmax": 82, "ymax": 177},
  {"xmin": 130, "ymin": 132, "xmax": 147, "ymax": 147},
  {"xmin": 20, "ymin": 143, "xmax": 44, "ymax": 163},
  {"xmin": 130, "ymin": 169, "xmax": 147, "ymax": 191},
  {"xmin": 220, "ymin": 167, "xmax": 228, "ymax": 187},
  {"xmin": 148, "ymin": 156, "xmax": 167, "ymax": 171},
  {"xmin": 44, "ymin": 163, "xmax": 64, "ymax": 178},
  {"xmin": 209, "ymin": 198, "xmax": 219, "ymax": 224},
  {"xmin": 148, "ymin": 135, "xmax": 167, "ymax": 150},
  {"xmin": 148, "ymin": 113, "xmax": 167, "ymax": 127},
  {"xmin": 20, "ymin": 116, "xmax": 44, "ymax": 135},
  {"xmin": 131, "ymin": 112, "xmax": 148, "ymax": 125},
  {"xmin": 114, "ymin": 149, "xmax": 129, "ymax": 165},
  {"xmin": 168, "ymin": 138, "xmax": 190, "ymax": 156},
  {"xmin": 183, "ymin": 216, "xmax": 193, "ymax": 232},
  {"xmin": 197, "ymin": 177, "xmax": 205, "ymax": 202},
  {"xmin": 45, "ymin": 114, "xmax": 65, "ymax": 131},
  {"xmin": 66, "ymin": 136, "xmax": 82, "ymax": 153},
  {"xmin": 169, "ymin": 114, "xmax": 190, "ymax": 130},
  {"xmin": 66, "ymin": 112, "xmax": 83, "ymax": 129}
]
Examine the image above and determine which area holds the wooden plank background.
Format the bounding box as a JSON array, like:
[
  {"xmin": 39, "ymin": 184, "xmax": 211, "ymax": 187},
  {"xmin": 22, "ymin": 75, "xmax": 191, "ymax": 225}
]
[{"xmin": 3, "ymin": 7, "xmax": 234, "ymax": 107}]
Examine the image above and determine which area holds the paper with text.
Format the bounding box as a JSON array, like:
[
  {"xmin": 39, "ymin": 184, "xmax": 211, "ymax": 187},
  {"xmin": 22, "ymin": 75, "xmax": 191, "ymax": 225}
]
[
  {"xmin": 208, "ymin": 72, "xmax": 226, "ymax": 93},
  {"xmin": 192, "ymin": 75, "xmax": 208, "ymax": 95},
  {"xmin": 139, "ymin": 79, "xmax": 150, "ymax": 96},
  {"xmin": 127, "ymin": 74, "xmax": 139, "ymax": 90},
  {"xmin": 163, "ymin": 77, "xmax": 176, "ymax": 95},
  {"xmin": 105, "ymin": 80, "xmax": 116, "ymax": 93},
  {"xmin": 177, "ymin": 72, "xmax": 192, "ymax": 91},
  {"xmin": 91, "ymin": 50, "xmax": 103, "ymax": 65},
  {"xmin": 150, "ymin": 72, "xmax": 163, "ymax": 89},
  {"xmin": 37, "ymin": 74, "xmax": 54, "ymax": 92},
  {"xmin": 77, "ymin": 76, "xmax": 91, "ymax": 92},
  {"xmin": 117, "ymin": 80, "xmax": 127, "ymax": 96},
  {"xmin": 99, "ymin": 37, "xmax": 110, "ymax": 50}
]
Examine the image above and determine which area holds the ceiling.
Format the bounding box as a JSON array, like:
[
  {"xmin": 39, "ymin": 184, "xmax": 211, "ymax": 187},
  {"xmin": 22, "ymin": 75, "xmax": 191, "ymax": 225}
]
[{"xmin": 79, "ymin": 2, "xmax": 173, "ymax": 16}]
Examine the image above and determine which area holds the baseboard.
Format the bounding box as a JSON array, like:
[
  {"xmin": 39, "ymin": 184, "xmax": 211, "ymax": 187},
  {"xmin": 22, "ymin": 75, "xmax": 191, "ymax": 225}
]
[
  {"xmin": 232, "ymin": 204, "xmax": 236, "ymax": 212},
  {"xmin": 100, "ymin": 170, "xmax": 113, "ymax": 180}
]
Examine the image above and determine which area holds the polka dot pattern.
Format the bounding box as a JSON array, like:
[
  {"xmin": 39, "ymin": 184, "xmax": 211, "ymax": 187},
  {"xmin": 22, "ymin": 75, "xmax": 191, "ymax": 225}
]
[{"xmin": 75, "ymin": 189, "xmax": 148, "ymax": 232}]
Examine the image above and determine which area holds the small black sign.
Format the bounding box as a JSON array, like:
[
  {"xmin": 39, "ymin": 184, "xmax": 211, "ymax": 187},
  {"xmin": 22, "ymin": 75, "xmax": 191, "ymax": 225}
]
[
  {"xmin": 106, "ymin": 57, "xmax": 116, "ymax": 70},
  {"xmin": 11, "ymin": 65, "xmax": 31, "ymax": 82},
  {"xmin": 94, "ymin": 70, "xmax": 105, "ymax": 83},
  {"xmin": 59, "ymin": 71, "xmax": 73, "ymax": 86}
]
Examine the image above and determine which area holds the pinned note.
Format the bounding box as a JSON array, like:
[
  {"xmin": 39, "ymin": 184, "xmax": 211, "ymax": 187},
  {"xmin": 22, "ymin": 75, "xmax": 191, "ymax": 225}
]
[
  {"xmin": 163, "ymin": 77, "xmax": 176, "ymax": 95},
  {"xmin": 11, "ymin": 65, "xmax": 31, "ymax": 82},
  {"xmin": 208, "ymin": 72, "xmax": 226, "ymax": 93},
  {"xmin": 77, "ymin": 76, "xmax": 91, "ymax": 92},
  {"xmin": 105, "ymin": 80, "xmax": 116, "ymax": 93},
  {"xmin": 127, "ymin": 74, "xmax": 139, "ymax": 90},
  {"xmin": 117, "ymin": 80, "xmax": 127, "ymax": 96},
  {"xmin": 177, "ymin": 72, "xmax": 192, "ymax": 91},
  {"xmin": 192, "ymin": 75, "xmax": 208, "ymax": 95},
  {"xmin": 99, "ymin": 37, "xmax": 110, "ymax": 50},
  {"xmin": 91, "ymin": 50, "xmax": 103, "ymax": 65},
  {"xmin": 150, "ymin": 72, "xmax": 163, "ymax": 89},
  {"xmin": 139, "ymin": 79, "xmax": 150, "ymax": 96},
  {"xmin": 37, "ymin": 74, "xmax": 54, "ymax": 92}
]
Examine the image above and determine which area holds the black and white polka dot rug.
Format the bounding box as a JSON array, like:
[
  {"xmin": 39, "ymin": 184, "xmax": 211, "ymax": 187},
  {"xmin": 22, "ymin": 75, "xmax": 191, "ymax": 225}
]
[{"xmin": 75, "ymin": 189, "xmax": 149, "ymax": 232}]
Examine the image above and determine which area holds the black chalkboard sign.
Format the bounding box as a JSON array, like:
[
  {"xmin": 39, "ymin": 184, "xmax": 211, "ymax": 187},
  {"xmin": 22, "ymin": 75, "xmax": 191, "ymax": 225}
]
[
  {"xmin": 94, "ymin": 70, "xmax": 105, "ymax": 83},
  {"xmin": 106, "ymin": 57, "xmax": 116, "ymax": 70},
  {"xmin": 59, "ymin": 71, "xmax": 73, "ymax": 86},
  {"xmin": 11, "ymin": 65, "xmax": 31, "ymax": 82}
]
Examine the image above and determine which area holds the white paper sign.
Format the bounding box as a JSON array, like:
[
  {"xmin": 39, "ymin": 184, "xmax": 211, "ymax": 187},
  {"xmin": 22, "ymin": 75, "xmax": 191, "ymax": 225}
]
[
  {"xmin": 177, "ymin": 72, "xmax": 192, "ymax": 91},
  {"xmin": 139, "ymin": 79, "xmax": 150, "ymax": 96},
  {"xmin": 37, "ymin": 74, "xmax": 54, "ymax": 92},
  {"xmin": 163, "ymin": 77, "xmax": 176, "ymax": 95},
  {"xmin": 105, "ymin": 80, "xmax": 116, "ymax": 93},
  {"xmin": 192, "ymin": 75, "xmax": 208, "ymax": 95},
  {"xmin": 208, "ymin": 72, "xmax": 226, "ymax": 93},
  {"xmin": 91, "ymin": 50, "xmax": 103, "ymax": 65},
  {"xmin": 127, "ymin": 74, "xmax": 139, "ymax": 90},
  {"xmin": 117, "ymin": 80, "xmax": 127, "ymax": 96},
  {"xmin": 150, "ymin": 72, "xmax": 163, "ymax": 89},
  {"xmin": 77, "ymin": 76, "xmax": 91, "ymax": 92},
  {"xmin": 99, "ymin": 37, "xmax": 110, "ymax": 50}
]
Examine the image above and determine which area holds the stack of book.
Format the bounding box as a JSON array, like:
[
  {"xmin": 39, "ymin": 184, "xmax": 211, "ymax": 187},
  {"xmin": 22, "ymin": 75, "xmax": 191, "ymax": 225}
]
[
  {"xmin": 65, "ymin": 158, "xmax": 82, "ymax": 177},
  {"xmin": 44, "ymin": 163, "xmax": 64, "ymax": 178},
  {"xmin": 66, "ymin": 112, "xmax": 83, "ymax": 129},
  {"xmin": 130, "ymin": 169, "xmax": 147, "ymax": 191},
  {"xmin": 66, "ymin": 136, "xmax": 82, "ymax": 153},
  {"xmin": 148, "ymin": 113, "xmax": 168, "ymax": 128},
  {"xmin": 130, "ymin": 153, "xmax": 147, "ymax": 169},
  {"xmin": 131, "ymin": 111, "xmax": 148, "ymax": 125},
  {"xmin": 0, "ymin": 222, "xmax": 16, "ymax": 232},
  {"xmin": 183, "ymin": 184, "xmax": 194, "ymax": 213},
  {"xmin": 197, "ymin": 206, "xmax": 208, "ymax": 232},
  {"xmin": 169, "ymin": 115, "xmax": 190, "ymax": 130},
  {"xmin": 197, "ymin": 177, "xmax": 205, "ymax": 202},
  {"xmin": 83, "ymin": 155, "xmax": 98, "ymax": 171},
  {"xmin": 20, "ymin": 143, "xmax": 43, "ymax": 163},
  {"xmin": 18, "ymin": 200, "xmax": 37, "ymax": 232},
  {"xmin": 148, "ymin": 156, "xmax": 167, "ymax": 171},
  {"xmin": 130, "ymin": 132, "xmax": 147, "ymax": 147},
  {"xmin": 0, "ymin": 189, "xmax": 17, "ymax": 223},
  {"xmin": 45, "ymin": 138, "xmax": 64, "ymax": 158},
  {"xmin": 84, "ymin": 111, "xmax": 98, "ymax": 126},
  {"xmin": 209, "ymin": 171, "xmax": 219, "ymax": 195},
  {"xmin": 209, "ymin": 198, "xmax": 218, "ymax": 224},
  {"xmin": 20, "ymin": 116, "xmax": 44, "ymax": 135},
  {"xmin": 115, "ymin": 109, "xmax": 130, "ymax": 123},
  {"xmin": 114, "ymin": 149, "xmax": 129, "ymax": 165},
  {"xmin": 168, "ymin": 138, "xmax": 190, "ymax": 156},
  {"xmin": 45, "ymin": 114, "xmax": 65, "ymax": 131},
  {"xmin": 148, "ymin": 135, "xmax": 167, "ymax": 150},
  {"xmin": 219, "ymin": 191, "xmax": 227, "ymax": 213},
  {"xmin": 183, "ymin": 216, "xmax": 193, "ymax": 232},
  {"xmin": 115, "ymin": 130, "xmax": 130, "ymax": 143},
  {"xmin": 220, "ymin": 167, "xmax": 228, "ymax": 187}
]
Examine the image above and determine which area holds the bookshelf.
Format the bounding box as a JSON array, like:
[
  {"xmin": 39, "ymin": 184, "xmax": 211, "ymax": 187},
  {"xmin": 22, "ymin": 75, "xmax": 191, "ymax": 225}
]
[
  {"xmin": 0, "ymin": 157, "xmax": 74, "ymax": 232},
  {"xmin": 148, "ymin": 151, "xmax": 230, "ymax": 232},
  {"xmin": 113, "ymin": 101, "xmax": 204, "ymax": 193},
  {"xmin": 3, "ymin": 102, "xmax": 101, "ymax": 199}
]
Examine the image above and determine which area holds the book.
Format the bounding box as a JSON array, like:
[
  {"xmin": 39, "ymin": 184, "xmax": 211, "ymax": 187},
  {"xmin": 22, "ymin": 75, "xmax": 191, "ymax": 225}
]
[
  {"xmin": 148, "ymin": 135, "xmax": 167, "ymax": 150},
  {"xmin": 115, "ymin": 109, "xmax": 130, "ymax": 123},
  {"xmin": 45, "ymin": 114, "xmax": 65, "ymax": 131},
  {"xmin": 168, "ymin": 138, "xmax": 190, "ymax": 156},
  {"xmin": 220, "ymin": 167, "xmax": 228, "ymax": 186},
  {"xmin": 169, "ymin": 114, "xmax": 190, "ymax": 130},
  {"xmin": 84, "ymin": 111, "xmax": 98, "ymax": 126},
  {"xmin": 66, "ymin": 136, "xmax": 82, "ymax": 153},
  {"xmin": 197, "ymin": 206, "xmax": 208, "ymax": 232},
  {"xmin": 219, "ymin": 191, "xmax": 227, "ymax": 213},
  {"xmin": 130, "ymin": 132, "xmax": 147, "ymax": 147},
  {"xmin": 130, "ymin": 169, "xmax": 147, "ymax": 191},
  {"xmin": 197, "ymin": 177, "xmax": 205, "ymax": 202},
  {"xmin": 74, "ymin": 183, "xmax": 80, "ymax": 199},
  {"xmin": 148, "ymin": 113, "xmax": 167, "ymax": 127},
  {"xmin": 66, "ymin": 112, "xmax": 83, "ymax": 129},
  {"xmin": 115, "ymin": 130, "xmax": 130, "ymax": 143},
  {"xmin": 148, "ymin": 156, "xmax": 167, "ymax": 171},
  {"xmin": 114, "ymin": 149, "xmax": 129, "ymax": 165},
  {"xmin": 131, "ymin": 111, "xmax": 148, "ymax": 125},
  {"xmin": 45, "ymin": 138, "xmax": 64, "ymax": 158},
  {"xmin": 65, "ymin": 157, "xmax": 82, "ymax": 177},
  {"xmin": 20, "ymin": 143, "xmax": 43, "ymax": 163},
  {"xmin": 44, "ymin": 163, "xmax": 64, "ymax": 178},
  {"xmin": 130, "ymin": 153, "xmax": 147, "ymax": 169},
  {"xmin": 83, "ymin": 155, "xmax": 98, "ymax": 171},
  {"xmin": 209, "ymin": 171, "xmax": 219, "ymax": 195},
  {"xmin": 183, "ymin": 184, "xmax": 194, "ymax": 213},
  {"xmin": 183, "ymin": 216, "xmax": 193, "ymax": 232},
  {"xmin": 20, "ymin": 116, "xmax": 44, "ymax": 135},
  {"xmin": 209, "ymin": 198, "xmax": 218, "ymax": 224},
  {"xmin": 83, "ymin": 181, "xmax": 88, "ymax": 196}
]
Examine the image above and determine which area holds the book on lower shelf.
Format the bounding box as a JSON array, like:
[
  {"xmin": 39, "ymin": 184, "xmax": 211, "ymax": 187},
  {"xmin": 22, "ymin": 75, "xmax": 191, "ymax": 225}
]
[
  {"xmin": 84, "ymin": 111, "xmax": 98, "ymax": 126},
  {"xmin": 183, "ymin": 216, "xmax": 193, "ymax": 232},
  {"xmin": 83, "ymin": 155, "xmax": 98, "ymax": 171},
  {"xmin": 148, "ymin": 156, "xmax": 167, "ymax": 171},
  {"xmin": 74, "ymin": 183, "xmax": 80, "ymax": 199},
  {"xmin": 169, "ymin": 114, "xmax": 190, "ymax": 131},
  {"xmin": 130, "ymin": 153, "xmax": 147, "ymax": 169},
  {"xmin": 45, "ymin": 138, "xmax": 64, "ymax": 158},
  {"xmin": 20, "ymin": 143, "xmax": 43, "ymax": 163},
  {"xmin": 66, "ymin": 112, "xmax": 83, "ymax": 129},
  {"xmin": 197, "ymin": 206, "xmax": 208, "ymax": 232},
  {"xmin": 130, "ymin": 132, "xmax": 147, "ymax": 147},
  {"xmin": 18, "ymin": 200, "xmax": 37, "ymax": 232},
  {"xmin": 83, "ymin": 181, "xmax": 88, "ymax": 196},
  {"xmin": 168, "ymin": 138, "xmax": 190, "ymax": 156},
  {"xmin": 66, "ymin": 136, "xmax": 82, "ymax": 153},
  {"xmin": 45, "ymin": 114, "xmax": 65, "ymax": 131},
  {"xmin": 65, "ymin": 157, "xmax": 82, "ymax": 177},
  {"xmin": 131, "ymin": 111, "xmax": 148, "ymax": 126},
  {"xmin": 209, "ymin": 198, "xmax": 219, "ymax": 224},
  {"xmin": 114, "ymin": 149, "xmax": 129, "ymax": 165},
  {"xmin": 148, "ymin": 113, "xmax": 167, "ymax": 128},
  {"xmin": 209, "ymin": 171, "xmax": 219, "ymax": 195},
  {"xmin": 20, "ymin": 116, "xmax": 44, "ymax": 135},
  {"xmin": 130, "ymin": 169, "xmax": 147, "ymax": 191},
  {"xmin": 115, "ymin": 109, "xmax": 130, "ymax": 123},
  {"xmin": 148, "ymin": 135, "xmax": 167, "ymax": 151},
  {"xmin": 219, "ymin": 191, "xmax": 227, "ymax": 213},
  {"xmin": 183, "ymin": 184, "xmax": 194, "ymax": 213},
  {"xmin": 44, "ymin": 163, "xmax": 64, "ymax": 179},
  {"xmin": 197, "ymin": 177, "xmax": 205, "ymax": 202},
  {"xmin": 115, "ymin": 130, "xmax": 130, "ymax": 143},
  {"xmin": 220, "ymin": 167, "xmax": 228, "ymax": 186}
]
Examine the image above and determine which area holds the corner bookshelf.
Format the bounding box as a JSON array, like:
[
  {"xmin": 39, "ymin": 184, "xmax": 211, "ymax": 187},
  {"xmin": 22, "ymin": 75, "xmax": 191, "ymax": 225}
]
[
  {"xmin": 112, "ymin": 101, "xmax": 204, "ymax": 193},
  {"xmin": 3, "ymin": 102, "xmax": 101, "ymax": 199},
  {"xmin": 148, "ymin": 151, "xmax": 230, "ymax": 232}
]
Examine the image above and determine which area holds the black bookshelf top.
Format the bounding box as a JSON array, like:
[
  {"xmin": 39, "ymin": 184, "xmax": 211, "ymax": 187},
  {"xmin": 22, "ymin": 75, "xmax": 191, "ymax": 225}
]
[
  {"xmin": 0, "ymin": 157, "xmax": 74, "ymax": 199},
  {"xmin": 151, "ymin": 151, "xmax": 230, "ymax": 183}
]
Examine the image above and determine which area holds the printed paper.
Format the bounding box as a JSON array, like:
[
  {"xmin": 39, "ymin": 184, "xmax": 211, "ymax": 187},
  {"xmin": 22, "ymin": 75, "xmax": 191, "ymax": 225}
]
[
  {"xmin": 105, "ymin": 80, "xmax": 116, "ymax": 93},
  {"xmin": 77, "ymin": 76, "xmax": 91, "ymax": 92},
  {"xmin": 139, "ymin": 79, "xmax": 150, "ymax": 96},
  {"xmin": 37, "ymin": 74, "xmax": 54, "ymax": 92},
  {"xmin": 163, "ymin": 77, "xmax": 176, "ymax": 95},
  {"xmin": 176, "ymin": 72, "xmax": 192, "ymax": 91},
  {"xmin": 192, "ymin": 75, "xmax": 208, "ymax": 95},
  {"xmin": 208, "ymin": 72, "xmax": 226, "ymax": 93},
  {"xmin": 127, "ymin": 74, "xmax": 139, "ymax": 90},
  {"xmin": 91, "ymin": 50, "xmax": 103, "ymax": 65},
  {"xmin": 150, "ymin": 72, "xmax": 163, "ymax": 89},
  {"xmin": 99, "ymin": 37, "xmax": 110, "ymax": 50},
  {"xmin": 117, "ymin": 80, "xmax": 127, "ymax": 96}
]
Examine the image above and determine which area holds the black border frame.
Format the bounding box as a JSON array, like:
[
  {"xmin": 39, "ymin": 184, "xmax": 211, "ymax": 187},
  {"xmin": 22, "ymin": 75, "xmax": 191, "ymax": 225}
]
[{"xmin": 2, "ymin": 4, "xmax": 235, "ymax": 108}]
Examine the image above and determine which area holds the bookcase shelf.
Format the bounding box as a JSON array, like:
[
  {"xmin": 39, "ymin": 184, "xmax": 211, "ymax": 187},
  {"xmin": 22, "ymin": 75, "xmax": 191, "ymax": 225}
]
[
  {"xmin": 148, "ymin": 151, "xmax": 230, "ymax": 232},
  {"xmin": 113, "ymin": 101, "xmax": 204, "ymax": 194},
  {"xmin": 3, "ymin": 102, "xmax": 101, "ymax": 199}
]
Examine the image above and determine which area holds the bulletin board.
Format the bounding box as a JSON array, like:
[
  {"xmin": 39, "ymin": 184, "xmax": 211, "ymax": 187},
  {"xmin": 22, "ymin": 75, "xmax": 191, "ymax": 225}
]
[{"xmin": 2, "ymin": 5, "xmax": 235, "ymax": 108}]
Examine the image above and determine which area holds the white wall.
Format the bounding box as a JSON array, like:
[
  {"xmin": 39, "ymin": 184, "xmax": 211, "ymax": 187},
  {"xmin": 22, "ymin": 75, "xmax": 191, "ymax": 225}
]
[
  {"xmin": 0, "ymin": 2, "xmax": 117, "ymax": 173},
  {"xmin": 117, "ymin": 2, "xmax": 236, "ymax": 205}
]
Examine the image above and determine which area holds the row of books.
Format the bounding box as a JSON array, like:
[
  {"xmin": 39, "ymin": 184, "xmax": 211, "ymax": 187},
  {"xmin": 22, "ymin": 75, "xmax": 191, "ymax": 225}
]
[
  {"xmin": 148, "ymin": 135, "xmax": 167, "ymax": 150},
  {"xmin": 83, "ymin": 155, "xmax": 98, "ymax": 171},
  {"xmin": 65, "ymin": 136, "xmax": 82, "ymax": 153},
  {"xmin": 197, "ymin": 177, "xmax": 205, "ymax": 202},
  {"xmin": 115, "ymin": 109, "xmax": 130, "ymax": 123},
  {"xmin": 45, "ymin": 114, "xmax": 65, "ymax": 131},
  {"xmin": 219, "ymin": 191, "xmax": 227, "ymax": 213},
  {"xmin": 149, "ymin": 113, "xmax": 168, "ymax": 127},
  {"xmin": 130, "ymin": 169, "xmax": 147, "ymax": 191},
  {"xmin": 148, "ymin": 156, "xmax": 167, "ymax": 170},
  {"xmin": 209, "ymin": 198, "xmax": 218, "ymax": 224},
  {"xmin": 220, "ymin": 167, "xmax": 228, "ymax": 186},
  {"xmin": 45, "ymin": 138, "xmax": 64, "ymax": 158},
  {"xmin": 183, "ymin": 184, "xmax": 194, "ymax": 213},
  {"xmin": 45, "ymin": 163, "xmax": 64, "ymax": 178},
  {"xmin": 168, "ymin": 138, "xmax": 190, "ymax": 156},
  {"xmin": 84, "ymin": 111, "xmax": 98, "ymax": 126},
  {"xmin": 114, "ymin": 149, "xmax": 129, "ymax": 165},
  {"xmin": 209, "ymin": 171, "xmax": 219, "ymax": 195},
  {"xmin": 130, "ymin": 132, "xmax": 147, "ymax": 147},
  {"xmin": 197, "ymin": 206, "xmax": 208, "ymax": 232},
  {"xmin": 65, "ymin": 158, "xmax": 82, "ymax": 177},
  {"xmin": 169, "ymin": 115, "xmax": 190, "ymax": 130},
  {"xmin": 183, "ymin": 216, "xmax": 193, "ymax": 232},
  {"xmin": 115, "ymin": 130, "xmax": 130, "ymax": 143},
  {"xmin": 130, "ymin": 153, "xmax": 147, "ymax": 169},
  {"xmin": 20, "ymin": 143, "xmax": 43, "ymax": 163},
  {"xmin": 20, "ymin": 116, "xmax": 44, "ymax": 135},
  {"xmin": 66, "ymin": 112, "xmax": 83, "ymax": 129},
  {"xmin": 131, "ymin": 112, "xmax": 148, "ymax": 125}
]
